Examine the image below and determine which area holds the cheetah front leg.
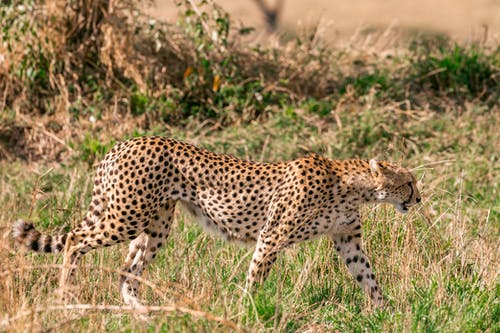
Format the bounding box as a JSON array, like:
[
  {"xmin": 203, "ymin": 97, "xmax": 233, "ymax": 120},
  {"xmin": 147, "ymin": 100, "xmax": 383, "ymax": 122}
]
[
  {"xmin": 244, "ymin": 193, "xmax": 310, "ymax": 292},
  {"xmin": 245, "ymin": 227, "xmax": 284, "ymax": 292},
  {"xmin": 330, "ymin": 232, "xmax": 384, "ymax": 307}
]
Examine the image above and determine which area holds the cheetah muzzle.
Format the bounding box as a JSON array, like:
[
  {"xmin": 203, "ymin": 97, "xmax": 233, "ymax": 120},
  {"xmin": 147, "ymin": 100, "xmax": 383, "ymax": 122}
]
[{"xmin": 13, "ymin": 136, "xmax": 421, "ymax": 308}]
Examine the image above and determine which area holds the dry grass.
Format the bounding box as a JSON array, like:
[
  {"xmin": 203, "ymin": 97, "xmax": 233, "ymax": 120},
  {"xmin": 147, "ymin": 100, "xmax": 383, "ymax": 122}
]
[
  {"xmin": 1, "ymin": 105, "xmax": 498, "ymax": 331},
  {"xmin": 0, "ymin": 0, "xmax": 498, "ymax": 331},
  {"xmin": 1, "ymin": 0, "xmax": 498, "ymax": 162}
]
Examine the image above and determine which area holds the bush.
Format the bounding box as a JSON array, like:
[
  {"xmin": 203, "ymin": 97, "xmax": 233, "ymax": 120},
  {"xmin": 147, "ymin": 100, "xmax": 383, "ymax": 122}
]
[
  {"xmin": 409, "ymin": 40, "xmax": 498, "ymax": 102},
  {"xmin": 0, "ymin": 0, "xmax": 498, "ymax": 156}
]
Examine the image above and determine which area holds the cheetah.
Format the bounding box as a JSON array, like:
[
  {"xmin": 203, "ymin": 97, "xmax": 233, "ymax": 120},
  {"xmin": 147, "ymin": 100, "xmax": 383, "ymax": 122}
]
[{"xmin": 13, "ymin": 136, "xmax": 421, "ymax": 307}]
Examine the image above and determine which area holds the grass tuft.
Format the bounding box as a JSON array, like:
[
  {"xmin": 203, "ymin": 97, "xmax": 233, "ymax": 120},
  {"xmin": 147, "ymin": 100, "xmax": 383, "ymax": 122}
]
[{"xmin": 409, "ymin": 40, "xmax": 499, "ymax": 102}]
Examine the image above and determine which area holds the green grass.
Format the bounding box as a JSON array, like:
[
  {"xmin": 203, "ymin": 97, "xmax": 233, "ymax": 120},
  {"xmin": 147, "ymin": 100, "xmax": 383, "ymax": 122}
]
[
  {"xmin": 409, "ymin": 41, "xmax": 499, "ymax": 100},
  {"xmin": 1, "ymin": 104, "xmax": 498, "ymax": 332}
]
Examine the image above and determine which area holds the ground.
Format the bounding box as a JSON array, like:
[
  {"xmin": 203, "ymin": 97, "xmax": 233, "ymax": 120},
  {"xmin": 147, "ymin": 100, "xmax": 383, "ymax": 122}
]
[{"xmin": 149, "ymin": 0, "xmax": 500, "ymax": 40}]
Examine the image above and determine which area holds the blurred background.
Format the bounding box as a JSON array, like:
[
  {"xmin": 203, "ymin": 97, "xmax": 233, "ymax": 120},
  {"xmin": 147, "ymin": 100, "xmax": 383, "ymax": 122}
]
[{"xmin": 149, "ymin": 0, "xmax": 500, "ymax": 41}]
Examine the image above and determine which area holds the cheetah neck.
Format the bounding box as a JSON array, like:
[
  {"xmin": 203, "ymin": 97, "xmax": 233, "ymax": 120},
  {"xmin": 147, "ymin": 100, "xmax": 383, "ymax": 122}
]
[{"xmin": 332, "ymin": 160, "xmax": 380, "ymax": 205}]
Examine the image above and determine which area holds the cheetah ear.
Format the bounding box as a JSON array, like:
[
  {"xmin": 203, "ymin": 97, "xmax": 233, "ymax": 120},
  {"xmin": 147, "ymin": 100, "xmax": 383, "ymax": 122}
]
[{"xmin": 369, "ymin": 159, "xmax": 382, "ymax": 178}]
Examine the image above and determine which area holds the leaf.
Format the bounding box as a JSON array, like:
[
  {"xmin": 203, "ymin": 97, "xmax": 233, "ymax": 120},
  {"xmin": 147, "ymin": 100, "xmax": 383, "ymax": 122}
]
[
  {"xmin": 183, "ymin": 66, "xmax": 193, "ymax": 80},
  {"xmin": 212, "ymin": 74, "xmax": 221, "ymax": 92}
]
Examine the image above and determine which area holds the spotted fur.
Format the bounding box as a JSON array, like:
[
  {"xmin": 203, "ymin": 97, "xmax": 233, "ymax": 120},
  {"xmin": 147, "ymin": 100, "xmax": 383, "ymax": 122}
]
[{"xmin": 13, "ymin": 136, "xmax": 421, "ymax": 307}]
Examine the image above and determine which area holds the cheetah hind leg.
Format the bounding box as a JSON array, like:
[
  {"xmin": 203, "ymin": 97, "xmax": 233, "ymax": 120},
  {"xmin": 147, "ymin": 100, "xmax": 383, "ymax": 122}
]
[
  {"xmin": 120, "ymin": 202, "xmax": 175, "ymax": 308},
  {"xmin": 120, "ymin": 233, "xmax": 148, "ymax": 309},
  {"xmin": 57, "ymin": 223, "xmax": 127, "ymax": 302},
  {"xmin": 57, "ymin": 232, "xmax": 85, "ymax": 302}
]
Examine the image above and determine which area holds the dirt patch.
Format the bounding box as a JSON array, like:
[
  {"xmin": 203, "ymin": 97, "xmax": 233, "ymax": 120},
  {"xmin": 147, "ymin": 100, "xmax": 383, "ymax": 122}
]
[{"xmin": 149, "ymin": 0, "xmax": 500, "ymax": 41}]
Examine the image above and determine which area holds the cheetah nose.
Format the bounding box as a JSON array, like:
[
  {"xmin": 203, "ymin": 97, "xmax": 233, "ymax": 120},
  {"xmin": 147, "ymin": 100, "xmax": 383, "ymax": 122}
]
[{"xmin": 416, "ymin": 197, "xmax": 421, "ymax": 203}]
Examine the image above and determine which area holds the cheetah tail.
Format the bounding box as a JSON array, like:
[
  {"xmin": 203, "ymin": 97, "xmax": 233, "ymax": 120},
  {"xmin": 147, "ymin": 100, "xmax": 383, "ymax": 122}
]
[{"xmin": 12, "ymin": 219, "xmax": 67, "ymax": 253}]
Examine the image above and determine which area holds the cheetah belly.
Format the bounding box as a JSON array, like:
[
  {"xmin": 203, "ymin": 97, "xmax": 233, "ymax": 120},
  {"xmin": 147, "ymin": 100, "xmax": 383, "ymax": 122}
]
[{"xmin": 179, "ymin": 201, "xmax": 261, "ymax": 245}]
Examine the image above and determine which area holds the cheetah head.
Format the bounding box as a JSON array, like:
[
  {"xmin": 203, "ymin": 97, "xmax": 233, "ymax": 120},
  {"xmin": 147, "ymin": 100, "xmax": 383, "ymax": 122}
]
[{"xmin": 369, "ymin": 159, "xmax": 421, "ymax": 214}]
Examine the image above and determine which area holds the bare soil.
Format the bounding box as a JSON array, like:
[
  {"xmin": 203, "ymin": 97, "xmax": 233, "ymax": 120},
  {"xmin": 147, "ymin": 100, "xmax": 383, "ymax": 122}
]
[{"xmin": 149, "ymin": 0, "xmax": 500, "ymax": 41}]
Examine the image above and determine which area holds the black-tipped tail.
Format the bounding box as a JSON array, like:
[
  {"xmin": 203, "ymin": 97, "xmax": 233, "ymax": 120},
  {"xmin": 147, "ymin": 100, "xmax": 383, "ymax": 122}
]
[{"xmin": 12, "ymin": 219, "xmax": 67, "ymax": 253}]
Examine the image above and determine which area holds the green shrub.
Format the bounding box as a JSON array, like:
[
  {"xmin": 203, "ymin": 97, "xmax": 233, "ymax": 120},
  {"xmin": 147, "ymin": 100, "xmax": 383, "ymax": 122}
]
[
  {"xmin": 77, "ymin": 135, "xmax": 115, "ymax": 165},
  {"xmin": 409, "ymin": 41, "xmax": 498, "ymax": 101}
]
